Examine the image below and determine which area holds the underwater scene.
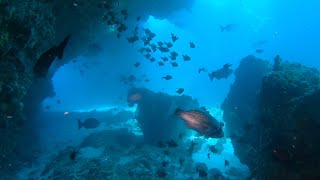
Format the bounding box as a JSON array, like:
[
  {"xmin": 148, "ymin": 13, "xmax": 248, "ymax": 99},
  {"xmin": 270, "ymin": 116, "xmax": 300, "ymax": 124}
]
[{"xmin": 1, "ymin": 0, "xmax": 320, "ymax": 179}]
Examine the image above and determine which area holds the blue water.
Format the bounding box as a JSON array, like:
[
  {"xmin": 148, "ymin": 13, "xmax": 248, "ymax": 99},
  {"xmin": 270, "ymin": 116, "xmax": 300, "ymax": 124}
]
[
  {"xmin": 33, "ymin": 0, "xmax": 320, "ymax": 179},
  {"xmin": 46, "ymin": 0, "xmax": 320, "ymax": 111}
]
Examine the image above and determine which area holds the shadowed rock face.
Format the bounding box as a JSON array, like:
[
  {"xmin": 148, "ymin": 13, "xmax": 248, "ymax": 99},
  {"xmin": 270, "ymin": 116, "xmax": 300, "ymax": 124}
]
[
  {"xmin": 0, "ymin": 0, "xmax": 195, "ymax": 175},
  {"xmin": 221, "ymin": 55, "xmax": 272, "ymax": 172},
  {"xmin": 128, "ymin": 87, "xmax": 199, "ymax": 143},
  {"xmin": 222, "ymin": 55, "xmax": 320, "ymax": 179}
]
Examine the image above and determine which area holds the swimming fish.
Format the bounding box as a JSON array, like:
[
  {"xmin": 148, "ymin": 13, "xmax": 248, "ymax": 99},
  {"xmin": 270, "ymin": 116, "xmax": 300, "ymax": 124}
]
[
  {"xmin": 198, "ymin": 68, "xmax": 207, "ymax": 74},
  {"xmin": 255, "ymin": 49, "xmax": 264, "ymax": 54},
  {"xmin": 165, "ymin": 42, "xmax": 173, "ymax": 48},
  {"xmin": 33, "ymin": 34, "xmax": 71, "ymax": 77},
  {"xmin": 190, "ymin": 42, "xmax": 195, "ymax": 48},
  {"xmin": 182, "ymin": 55, "xmax": 191, "ymax": 61},
  {"xmin": 208, "ymin": 64, "xmax": 233, "ymax": 81},
  {"xmin": 224, "ymin": 160, "xmax": 230, "ymax": 167},
  {"xmin": 176, "ymin": 88, "xmax": 184, "ymax": 94},
  {"xmin": 161, "ymin": 57, "xmax": 168, "ymax": 61},
  {"xmin": 175, "ymin": 109, "xmax": 224, "ymax": 138},
  {"xmin": 69, "ymin": 148, "xmax": 78, "ymax": 160},
  {"xmin": 162, "ymin": 75, "xmax": 172, "ymax": 80},
  {"xmin": 171, "ymin": 33, "xmax": 179, "ymax": 42},
  {"xmin": 170, "ymin": 62, "xmax": 178, "ymax": 67},
  {"xmin": 78, "ymin": 118, "xmax": 100, "ymax": 130},
  {"xmin": 134, "ymin": 62, "xmax": 140, "ymax": 68}
]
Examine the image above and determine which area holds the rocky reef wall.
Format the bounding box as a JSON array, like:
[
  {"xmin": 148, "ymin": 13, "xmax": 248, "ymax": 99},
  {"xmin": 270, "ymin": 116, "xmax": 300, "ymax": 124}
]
[{"xmin": 222, "ymin": 55, "xmax": 320, "ymax": 179}]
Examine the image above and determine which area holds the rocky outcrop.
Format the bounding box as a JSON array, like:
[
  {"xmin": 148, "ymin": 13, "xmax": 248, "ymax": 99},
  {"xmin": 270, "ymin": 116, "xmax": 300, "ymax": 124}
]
[
  {"xmin": 222, "ymin": 55, "xmax": 320, "ymax": 179},
  {"xmin": 127, "ymin": 87, "xmax": 199, "ymax": 143}
]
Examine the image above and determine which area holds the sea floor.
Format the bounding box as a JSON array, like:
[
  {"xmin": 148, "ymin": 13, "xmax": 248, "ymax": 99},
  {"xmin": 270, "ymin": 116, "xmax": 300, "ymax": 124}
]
[{"xmin": 16, "ymin": 106, "xmax": 250, "ymax": 179}]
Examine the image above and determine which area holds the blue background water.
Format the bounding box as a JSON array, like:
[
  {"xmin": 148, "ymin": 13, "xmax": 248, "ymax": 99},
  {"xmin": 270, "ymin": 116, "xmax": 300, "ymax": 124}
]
[
  {"xmin": 45, "ymin": 0, "xmax": 320, "ymax": 112},
  {"xmin": 26, "ymin": 0, "xmax": 320, "ymax": 178}
]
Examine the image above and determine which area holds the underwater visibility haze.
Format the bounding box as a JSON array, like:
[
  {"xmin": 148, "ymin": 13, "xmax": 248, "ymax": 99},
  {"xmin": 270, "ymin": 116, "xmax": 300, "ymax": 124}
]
[{"xmin": 0, "ymin": 0, "xmax": 320, "ymax": 179}]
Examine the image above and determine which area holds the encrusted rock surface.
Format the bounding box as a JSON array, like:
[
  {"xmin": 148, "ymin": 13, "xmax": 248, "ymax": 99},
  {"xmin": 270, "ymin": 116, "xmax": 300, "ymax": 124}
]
[{"xmin": 222, "ymin": 55, "xmax": 320, "ymax": 179}]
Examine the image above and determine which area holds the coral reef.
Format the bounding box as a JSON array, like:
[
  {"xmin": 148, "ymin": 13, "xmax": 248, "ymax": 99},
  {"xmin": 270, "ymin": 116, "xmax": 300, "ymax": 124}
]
[
  {"xmin": 127, "ymin": 87, "xmax": 199, "ymax": 143},
  {"xmin": 36, "ymin": 127, "xmax": 229, "ymax": 179},
  {"xmin": 222, "ymin": 55, "xmax": 320, "ymax": 179}
]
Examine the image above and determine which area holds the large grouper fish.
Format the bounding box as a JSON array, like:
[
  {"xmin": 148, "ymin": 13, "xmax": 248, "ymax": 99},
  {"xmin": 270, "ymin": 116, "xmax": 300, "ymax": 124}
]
[{"xmin": 175, "ymin": 109, "xmax": 224, "ymax": 138}]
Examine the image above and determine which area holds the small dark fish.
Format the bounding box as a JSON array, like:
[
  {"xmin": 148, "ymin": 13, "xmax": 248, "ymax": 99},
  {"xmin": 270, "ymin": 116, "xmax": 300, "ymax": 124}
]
[
  {"xmin": 161, "ymin": 57, "xmax": 168, "ymax": 61},
  {"xmin": 45, "ymin": 105, "xmax": 50, "ymax": 110},
  {"xmin": 126, "ymin": 35, "xmax": 139, "ymax": 44},
  {"xmin": 149, "ymin": 57, "xmax": 156, "ymax": 62},
  {"xmin": 159, "ymin": 46, "xmax": 169, "ymax": 52},
  {"xmin": 255, "ymin": 49, "xmax": 264, "ymax": 54},
  {"xmin": 150, "ymin": 44, "xmax": 157, "ymax": 52},
  {"xmin": 170, "ymin": 62, "xmax": 178, "ymax": 67},
  {"xmin": 138, "ymin": 48, "xmax": 145, "ymax": 53},
  {"xmin": 137, "ymin": 16, "xmax": 141, "ymax": 21},
  {"xmin": 175, "ymin": 109, "xmax": 224, "ymax": 138},
  {"xmin": 117, "ymin": 23, "xmax": 127, "ymax": 32},
  {"xmin": 149, "ymin": 32, "xmax": 156, "ymax": 39},
  {"xmin": 57, "ymin": 100, "xmax": 61, "ymax": 104},
  {"xmin": 169, "ymin": 55, "xmax": 176, "ymax": 60},
  {"xmin": 208, "ymin": 145, "xmax": 219, "ymax": 154},
  {"xmin": 33, "ymin": 34, "xmax": 71, "ymax": 77},
  {"xmin": 121, "ymin": 9, "xmax": 128, "ymax": 16},
  {"xmin": 78, "ymin": 118, "xmax": 100, "ymax": 130},
  {"xmin": 124, "ymin": 15, "xmax": 128, "ymax": 20},
  {"xmin": 200, "ymin": 106, "xmax": 207, "ymax": 111},
  {"xmin": 190, "ymin": 42, "xmax": 195, "ymax": 48},
  {"xmin": 162, "ymin": 75, "xmax": 172, "ymax": 80},
  {"xmin": 116, "ymin": 33, "xmax": 121, "ymax": 39},
  {"xmin": 176, "ymin": 88, "xmax": 184, "ymax": 94},
  {"xmin": 198, "ymin": 68, "xmax": 207, "ymax": 74},
  {"xmin": 145, "ymin": 48, "xmax": 152, "ymax": 53},
  {"xmin": 162, "ymin": 161, "xmax": 169, "ymax": 167},
  {"xmin": 144, "ymin": 53, "xmax": 151, "ymax": 59},
  {"xmin": 207, "ymin": 153, "xmax": 211, "ymax": 160},
  {"xmin": 158, "ymin": 62, "xmax": 164, "ymax": 66},
  {"xmin": 143, "ymin": 28, "xmax": 151, "ymax": 34},
  {"xmin": 145, "ymin": 79, "xmax": 150, "ymax": 82},
  {"xmin": 134, "ymin": 62, "xmax": 140, "ymax": 68},
  {"xmin": 165, "ymin": 42, "xmax": 173, "ymax": 48},
  {"xmin": 182, "ymin": 55, "xmax": 191, "ymax": 61},
  {"xmin": 69, "ymin": 148, "xmax": 78, "ymax": 160},
  {"xmin": 167, "ymin": 140, "xmax": 178, "ymax": 148},
  {"xmin": 171, "ymin": 33, "xmax": 179, "ymax": 42},
  {"xmin": 208, "ymin": 64, "xmax": 233, "ymax": 81},
  {"xmin": 170, "ymin": 51, "xmax": 178, "ymax": 57},
  {"xmin": 157, "ymin": 41, "xmax": 164, "ymax": 46},
  {"xmin": 224, "ymin": 160, "xmax": 229, "ymax": 167},
  {"xmin": 220, "ymin": 24, "xmax": 236, "ymax": 32}
]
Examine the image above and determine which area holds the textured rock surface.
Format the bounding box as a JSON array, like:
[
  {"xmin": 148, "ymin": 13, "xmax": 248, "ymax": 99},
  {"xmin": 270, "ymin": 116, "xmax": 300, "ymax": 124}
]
[
  {"xmin": 0, "ymin": 1, "xmax": 196, "ymax": 176},
  {"xmin": 222, "ymin": 55, "xmax": 320, "ymax": 179},
  {"xmin": 128, "ymin": 87, "xmax": 199, "ymax": 143}
]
